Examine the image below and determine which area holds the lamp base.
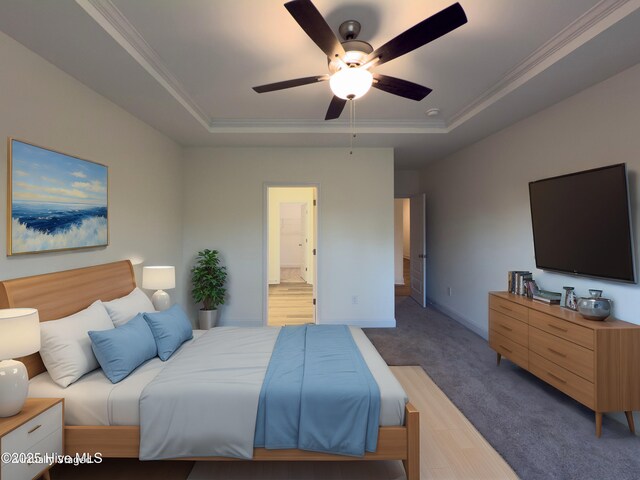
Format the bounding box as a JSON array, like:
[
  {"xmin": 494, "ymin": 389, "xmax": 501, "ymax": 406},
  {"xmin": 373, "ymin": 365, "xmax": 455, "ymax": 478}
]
[
  {"xmin": 0, "ymin": 359, "xmax": 29, "ymax": 417},
  {"xmin": 151, "ymin": 290, "xmax": 171, "ymax": 311}
]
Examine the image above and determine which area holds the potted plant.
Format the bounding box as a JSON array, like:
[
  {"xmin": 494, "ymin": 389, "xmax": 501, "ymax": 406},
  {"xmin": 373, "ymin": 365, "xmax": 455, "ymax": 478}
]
[{"xmin": 191, "ymin": 249, "xmax": 227, "ymax": 329}]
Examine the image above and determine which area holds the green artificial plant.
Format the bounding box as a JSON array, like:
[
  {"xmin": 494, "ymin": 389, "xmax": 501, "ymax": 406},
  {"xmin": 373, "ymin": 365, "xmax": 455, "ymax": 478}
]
[{"xmin": 191, "ymin": 249, "xmax": 227, "ymax": 310}]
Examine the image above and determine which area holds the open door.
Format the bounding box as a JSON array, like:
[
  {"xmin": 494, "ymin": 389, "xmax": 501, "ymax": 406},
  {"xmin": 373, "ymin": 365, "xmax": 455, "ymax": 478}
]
[
  {"xmin": 410, "ymin": 194, "xmax": 427, "ymax": 307},
  {"xmin": 311, "ymin": 189, "xmax": 318, "ymax": 322}
]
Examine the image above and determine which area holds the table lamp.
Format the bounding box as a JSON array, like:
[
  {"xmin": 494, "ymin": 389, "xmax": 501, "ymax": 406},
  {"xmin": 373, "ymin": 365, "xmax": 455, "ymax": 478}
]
[
  {"xmin": 0, "ymin": 308, "xmax": 40, "ymax": 417},
  {"xmin": 142, "ymin": 266, "xmax": 175, "ymax": 311}
]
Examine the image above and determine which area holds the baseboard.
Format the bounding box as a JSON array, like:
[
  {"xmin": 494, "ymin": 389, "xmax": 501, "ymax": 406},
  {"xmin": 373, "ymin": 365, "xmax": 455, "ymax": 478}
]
[
  {"xmin": 319, "ymin": 318, "xmax": 396, "ymax": 328},
  {"xmin": 427, "ymin": 299, "xmax": 488, "ymax": 340}
]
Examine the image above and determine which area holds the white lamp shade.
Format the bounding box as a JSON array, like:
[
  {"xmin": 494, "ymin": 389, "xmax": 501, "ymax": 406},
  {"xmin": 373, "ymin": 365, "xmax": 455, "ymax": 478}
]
[
  {"xmin": 142, "ymin": 266, "xmax": 176, "ymax": 290},
  {"xmin": 0, "ymin": 309, "xmax": 40, "ymax": 360},
  {"xmin": 329, "ymin": 67, "xmax": 373, "ymax": 100}
]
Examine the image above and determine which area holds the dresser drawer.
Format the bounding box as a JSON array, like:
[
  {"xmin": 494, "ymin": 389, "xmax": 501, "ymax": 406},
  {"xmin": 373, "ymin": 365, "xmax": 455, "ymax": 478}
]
[
  {"xmin": 490, "ymin": 330, "xmax": 528, "ymax": 369},
  {"xmin": 489, "ymin": 296, "xmax": 528, "ymax": 324},
  {"xmin": 530, "ymin": 352, "xmax": 595, "ymax": 410},
  {"xmin": 529, "ymin": 326, "xmax": 594, "ymax": 382},
  {"xmin": 1, "ymin": 402, "xmax": 62, "ymax": 455},
  {"xmin": 489, "ymin": 310, "xmax": 528, "ymax": 347},
  {"xmin": 529, "ymin": 310, "xmax": 594, "ymax": 350},
  {"xmin": 1, "ymin": 427, "xmax": 62, "ymax": 480}
]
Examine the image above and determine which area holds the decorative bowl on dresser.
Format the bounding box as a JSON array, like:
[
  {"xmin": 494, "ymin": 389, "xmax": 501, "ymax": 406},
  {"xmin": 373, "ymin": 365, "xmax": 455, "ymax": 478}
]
[{"xmin": 489, "ymin": 292, "xmax": 640, "ymax": 437}]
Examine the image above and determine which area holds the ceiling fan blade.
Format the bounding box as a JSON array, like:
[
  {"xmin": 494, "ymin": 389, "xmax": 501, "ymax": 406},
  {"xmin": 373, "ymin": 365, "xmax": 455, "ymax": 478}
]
[
  {"xmin": 364, "ymin": 2, "xmax": 467, "ymax": 67},
  {"xmin": 372, "ymin": 74, "xmax": 432, "ymax": 101},
  {"xmin": 253, "ymin": 75, "xmax": 329, "ymax": 93},
  {"xmin": 325, "ymin": 96, "xmax": 347, "ymax": 120},
  {"xmin": 285, "ymin": 0, "xmax": 346, "ymax": 60}
]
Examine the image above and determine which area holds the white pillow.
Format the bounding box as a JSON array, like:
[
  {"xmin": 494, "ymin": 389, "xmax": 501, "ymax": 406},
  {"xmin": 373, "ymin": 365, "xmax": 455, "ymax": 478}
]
[
  {"xmin": 40, "ymin": 301, "xmax": 114, "ymax": 388},
  {"xmin": 103, "ymin": 287, "xmax": 155, "ymax": 327}
]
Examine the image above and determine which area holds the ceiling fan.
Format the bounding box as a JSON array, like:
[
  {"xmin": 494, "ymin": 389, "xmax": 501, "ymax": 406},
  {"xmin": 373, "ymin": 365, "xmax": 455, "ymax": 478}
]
[{"xmin": 253, "ymin": 0, "xmax": 467, "ymax": 120}]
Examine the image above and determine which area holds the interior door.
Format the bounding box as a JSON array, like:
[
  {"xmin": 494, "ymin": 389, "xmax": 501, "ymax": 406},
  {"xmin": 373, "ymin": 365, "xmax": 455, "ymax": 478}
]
[
  {"xmin": 410, "ymin": 194, "xmax": 427, "ymax": 307},
  {"xmin": 312, "ymin": 189, "xmax": 317, "ymax": 323},
  {"xmin": 301, "ymin": 203, "xmax": 309, "ymax": 283}
]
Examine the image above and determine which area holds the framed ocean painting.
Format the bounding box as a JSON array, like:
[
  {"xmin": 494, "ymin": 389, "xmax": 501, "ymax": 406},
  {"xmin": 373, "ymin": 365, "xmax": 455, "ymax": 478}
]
[{"xmin": 7, "ymin": 138, "xmax": 108, "ymax": 255}]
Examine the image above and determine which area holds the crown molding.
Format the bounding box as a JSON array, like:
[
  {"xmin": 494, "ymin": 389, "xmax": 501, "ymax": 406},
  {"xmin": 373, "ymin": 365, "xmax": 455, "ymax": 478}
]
[
  {"xmin": 75, "ymin": 0, "xmax": 212, "ymax": 130},
  {"xmin": 206, "ymin": 118, "xmax": 447, "ymax": 134},
  {"xmin": 448, "ymin": 0, "xmax": 640, "ymax": 130},
  {"xmin": 77, "ymin": 0, "xmax": 639, "ymax": 136}
]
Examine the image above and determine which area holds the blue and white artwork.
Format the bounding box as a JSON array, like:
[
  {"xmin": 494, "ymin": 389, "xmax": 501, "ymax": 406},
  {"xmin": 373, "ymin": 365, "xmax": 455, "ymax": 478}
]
[{"xmin": 8, "ymin": 139, "xmax": 108, "ymax": 255}]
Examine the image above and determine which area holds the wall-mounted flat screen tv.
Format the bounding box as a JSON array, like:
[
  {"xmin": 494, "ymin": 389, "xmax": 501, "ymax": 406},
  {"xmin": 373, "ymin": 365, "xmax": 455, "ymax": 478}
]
[{"xmin": 528, "ymin": 163, "xmax": 636, "ymax": 283}]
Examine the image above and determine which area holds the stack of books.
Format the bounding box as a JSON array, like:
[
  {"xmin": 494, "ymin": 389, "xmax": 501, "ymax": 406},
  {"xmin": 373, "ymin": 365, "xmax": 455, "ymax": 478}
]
[
  {"xmin": 508, "ymin": 271, "xmax": 532, "ymax": 296},
  {"xmin": 532, "ymin": 290, "xmax": 562, "ymax": 305}
]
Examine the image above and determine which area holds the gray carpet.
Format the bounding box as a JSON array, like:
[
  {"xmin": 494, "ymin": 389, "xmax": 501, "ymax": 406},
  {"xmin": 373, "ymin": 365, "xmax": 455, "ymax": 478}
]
[{"xmin": 364, "ymin": 297, "xmax": 640, "ymax": 480}]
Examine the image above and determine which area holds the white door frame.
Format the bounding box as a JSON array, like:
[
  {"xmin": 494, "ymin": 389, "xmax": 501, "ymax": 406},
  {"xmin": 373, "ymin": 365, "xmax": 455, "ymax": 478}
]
[{"xmin": 263, "ymin": 183, "xmax": 320, "ymax": 326}]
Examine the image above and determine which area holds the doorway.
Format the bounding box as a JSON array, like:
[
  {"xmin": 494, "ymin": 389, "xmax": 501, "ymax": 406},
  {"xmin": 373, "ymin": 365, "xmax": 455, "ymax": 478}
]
[
  {"xmin": 267, "ymin": 186, "xmax": 317, "ymax": 326},
  {"xmin": 394, "ymin": 198, "xmax": 411, "ymax": 296},
  {"xmin": 394, "ymin": 194, "xmax": 427, "ymax": 307}
]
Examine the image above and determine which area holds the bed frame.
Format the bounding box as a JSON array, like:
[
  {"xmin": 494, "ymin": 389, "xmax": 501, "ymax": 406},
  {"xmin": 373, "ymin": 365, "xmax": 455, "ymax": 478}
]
[{"xmin": 0, "ymin": 261, "xmax": 419, "ymax": 479}]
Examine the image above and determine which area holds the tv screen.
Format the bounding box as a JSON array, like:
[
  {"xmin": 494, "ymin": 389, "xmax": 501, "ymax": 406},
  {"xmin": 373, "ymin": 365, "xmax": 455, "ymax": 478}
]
[{"xmin": 529, "ymin": 163, "xmax": 636, "ymax": 283}]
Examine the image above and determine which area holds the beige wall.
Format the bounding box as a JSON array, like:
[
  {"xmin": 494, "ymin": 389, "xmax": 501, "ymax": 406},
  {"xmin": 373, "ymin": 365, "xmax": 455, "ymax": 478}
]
[
  {"xmin": 394, "ymin": 199, "xmax": 404, "ymax": 284},
  {"xmin": 420, "ymin": 62, "xmax": 640, "ymax": 337},
  {"xmin": 402, "ymin": 199, "xmax": 410, "ymax": 258},
  {"xmin": 181, "ymin": 147, "xmax": 395, "ymax": 328},
  {"xmin": 0, "ymin": 31, "xmax": 184, "ymax": 305}
]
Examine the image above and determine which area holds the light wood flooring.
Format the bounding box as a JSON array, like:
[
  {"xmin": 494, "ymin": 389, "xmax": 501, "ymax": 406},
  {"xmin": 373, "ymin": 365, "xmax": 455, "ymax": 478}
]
[
  {"xmin": 396, "ymin": 258, "xmax": 411, "ymax": 297},
  {"xmin": 50, "ymin": 366, "xmax": 517, "ymax": 480},
  {"xmin": 268, "ymin": 282, "xmax": 314, "ymax": 326}
]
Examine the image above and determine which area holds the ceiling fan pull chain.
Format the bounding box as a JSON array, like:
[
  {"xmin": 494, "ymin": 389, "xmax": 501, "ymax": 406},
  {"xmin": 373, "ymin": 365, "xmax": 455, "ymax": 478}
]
[{"xmin": 349, "ymin": 99, "xmax": 354, "ymax": 155}]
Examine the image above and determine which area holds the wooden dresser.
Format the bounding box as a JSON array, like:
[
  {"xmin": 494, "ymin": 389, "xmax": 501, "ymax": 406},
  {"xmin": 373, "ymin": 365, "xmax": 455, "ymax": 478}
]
[{"xmin": 488, "ymin": 291, "xmax": 640, "ymax": 437}]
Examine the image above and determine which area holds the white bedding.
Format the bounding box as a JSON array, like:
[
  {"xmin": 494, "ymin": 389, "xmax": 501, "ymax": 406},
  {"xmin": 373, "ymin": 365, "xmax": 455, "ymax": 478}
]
[{"xmin": 29, "ymin": 327, "xmax": 407, "ymax": 427}]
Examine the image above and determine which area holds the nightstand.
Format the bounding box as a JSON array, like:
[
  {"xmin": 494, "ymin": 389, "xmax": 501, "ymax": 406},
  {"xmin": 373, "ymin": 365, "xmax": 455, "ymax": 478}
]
[{"xmin": 0, "ymin": 398, "xmax": 63, "ymax": 480}]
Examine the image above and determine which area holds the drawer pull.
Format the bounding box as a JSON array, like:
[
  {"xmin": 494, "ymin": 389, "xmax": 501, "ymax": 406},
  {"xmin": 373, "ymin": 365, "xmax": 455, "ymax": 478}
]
[
  {"xmin": 547, "ymin": 348, "xmax": 567, "ymax": 358},
  {"xmin": 28, "ymin": 424, "xmax": 42, "ymax": 434},
  {"xmin": 548, "ymin": 324, "xmax": 568, "ymax": 333},
  {"xmin": 499, "ymin": 324, "xmax": 513, "ymax": 332},
  {"xmin": 547, "ymin": 371, "xmax": 567, "ymax": 384},
  {"xmin": 499, "ymin": 344, "xmax": 512, "ymax": 353},
  {"xmin": 499, "ymin": 305, "xmax": 513, "ymax": 312}
]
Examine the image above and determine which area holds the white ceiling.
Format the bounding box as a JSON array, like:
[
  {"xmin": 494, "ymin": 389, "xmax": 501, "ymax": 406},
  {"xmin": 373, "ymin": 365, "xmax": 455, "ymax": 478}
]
[{"xmin": 1, "ymin": 0, "xmax": 639, "ymax": 169}]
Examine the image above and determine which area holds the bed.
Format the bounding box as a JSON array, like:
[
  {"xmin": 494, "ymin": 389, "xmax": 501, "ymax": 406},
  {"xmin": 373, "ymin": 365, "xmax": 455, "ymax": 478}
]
[{"xmin": 0, "ymin": 261, "xmax": 419, "ymax": 479}]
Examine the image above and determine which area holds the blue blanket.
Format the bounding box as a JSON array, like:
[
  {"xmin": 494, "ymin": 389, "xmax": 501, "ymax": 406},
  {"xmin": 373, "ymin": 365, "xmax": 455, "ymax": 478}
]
[{"xmin": 254, "ymin": 325, "xmax": 380, "ymax": 457}]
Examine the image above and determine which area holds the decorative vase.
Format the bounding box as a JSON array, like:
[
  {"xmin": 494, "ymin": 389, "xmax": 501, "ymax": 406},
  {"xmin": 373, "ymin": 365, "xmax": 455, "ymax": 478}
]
[
  {"xmin": 563, "ymin": 286, "xmax": 577, "ymax": 310},
  {"xmin": 577, "ymin": 289, "xmax": 612, "ymax": 321},
  {"xmin": 198, "ymin": 309, "xmax": 219, "ymax": 330}
]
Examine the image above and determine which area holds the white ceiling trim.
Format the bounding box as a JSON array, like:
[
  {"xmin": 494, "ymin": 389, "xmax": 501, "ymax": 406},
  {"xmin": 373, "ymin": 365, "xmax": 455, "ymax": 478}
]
[
  {"xmin": 448, "ymin": 0, "xmax": 640, "ymax": 131},
  {"xmin": 75, "ymin": 0, "xmax": 212, "ymax": 130},
  {"xmin": 76, "ymin": 0, "xmax": 639, "ymax": 136}
]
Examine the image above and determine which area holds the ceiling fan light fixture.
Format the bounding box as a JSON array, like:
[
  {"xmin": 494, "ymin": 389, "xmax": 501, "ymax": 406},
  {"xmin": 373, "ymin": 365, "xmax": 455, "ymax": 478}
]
[{"xmin": 329, "ymin": 68, "xmax": 373, "ymax": 100}]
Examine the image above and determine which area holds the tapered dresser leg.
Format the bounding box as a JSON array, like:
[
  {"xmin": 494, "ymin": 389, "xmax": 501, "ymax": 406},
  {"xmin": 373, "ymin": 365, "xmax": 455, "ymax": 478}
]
[
  {"xmin": 595, "ymin": 412, "xmax": 603, "ymax": 437},
  {"xmin": 496, "ymin": 352, "xmax": 502, "ymax": 366},
  {"xmin": 625, "ymin": 411, "xmax": 635, "ymax": 434}
]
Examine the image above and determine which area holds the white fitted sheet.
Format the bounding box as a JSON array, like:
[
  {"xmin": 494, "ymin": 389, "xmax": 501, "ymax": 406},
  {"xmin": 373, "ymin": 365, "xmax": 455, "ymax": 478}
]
[{"xmin": 28, "ymin": 327, "xmax": 407, "ymax": 427}]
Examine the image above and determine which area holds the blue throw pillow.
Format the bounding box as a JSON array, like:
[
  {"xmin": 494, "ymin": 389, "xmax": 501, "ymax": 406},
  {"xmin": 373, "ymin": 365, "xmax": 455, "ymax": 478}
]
[
  {"xmin": 143, "ymin": 305, "xmax": 193, "ymax": 361},
  {"xmin": 88, "ymin": 313, "xmax": 157, "ymax": 384}
]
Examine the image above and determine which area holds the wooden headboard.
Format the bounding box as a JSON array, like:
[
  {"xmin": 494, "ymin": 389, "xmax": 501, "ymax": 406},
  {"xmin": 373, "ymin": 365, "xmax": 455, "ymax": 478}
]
[{"xmin": 0, "ymin": 260, "xmax": 136, "ymax": 378}]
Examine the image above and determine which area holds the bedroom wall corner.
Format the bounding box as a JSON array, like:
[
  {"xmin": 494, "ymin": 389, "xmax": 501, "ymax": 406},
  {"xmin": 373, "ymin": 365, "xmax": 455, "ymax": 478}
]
[{"xmin": 0, "ymin": 30, "xmax": 185, "ymax": 305}]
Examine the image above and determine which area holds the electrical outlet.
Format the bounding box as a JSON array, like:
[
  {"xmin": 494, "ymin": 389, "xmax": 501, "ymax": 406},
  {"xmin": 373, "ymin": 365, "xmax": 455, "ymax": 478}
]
[
  {"xmin": 447, "ymin": 287, "xmax": 452, "ymax": 296},
  {"xmin": 351, "ymin": 295, "xmax": 359, "ymax": 305}
]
